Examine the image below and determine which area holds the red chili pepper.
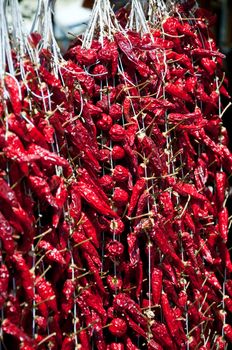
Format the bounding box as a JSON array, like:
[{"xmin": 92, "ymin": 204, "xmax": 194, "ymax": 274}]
[
  {"xmin": 4, "ymin": 75, "xmax": 22, "ymax": 116},
  {"xmin": 113, "ymin": 294, "xmax": 147, "ymax": 329},
  {"xmin": 2, "ymin": 318, "xmax": 34, "ymax": 346},
  {"xmin": 127, "ymin": 233, "xmax": 140, "ymax": 267},
  {"xmin": 76, "ymin": 181, "xmax": 117, "ymax": 218},
  {"xmin": 115, "ymin": 33, "xmax": 150, "ymax": 77},
  {"xmin": 161, "ymin": 292, "xmax": 186, "ymax": 345},
  {"xmin": 106, "ymin": 240, "xmax": 124, "ymax": 261},
  {"xmin": 0, "ymin": 211, "xmax": 15, "ymax": 255},
  {"xmin": 81, "ymin": 212, "xmax": 99, "ymax": 248},
  {"xmin": 61, "ymin": 336, "xmax": 75, "ymax": 350},
  {"xmin": 10, "ymin": 252, "xmax": 34, "ymax": 300},
  {"xmin": 38, "ymin": 240, "xmax": 66, "ymax": 265},
  {"xmin": 97, "ymin": 114, "xmax": 113, "ymax": 131},
  {"xmin": 151, "ymin": 267, "xmax": 163, "ymax": 306},
  {"xmin": 39, "ymin": 66, "xmax": 62, "ymax": 88},
  {"xmin": 125, "ymin": 337, "xmax": 139, "ymax": 350},
  {"xmin": 150, "ymin": 222, "xmax": 184, "ymax": 270},
  {"xmin": 215, "ymin": 172, "xmax": 227, "ymax": 209},
  {"xmin": 113, "ymin": 187, "xmax": 129, "ymax": 207},
  {"xmin": 223, "ymin": 324, "xmax": 232, "ymax": 342},
  {"xmin": 127, "ymin": 178, "xmax": 146, "ymax": 217},
  {"xmin": 35, "ymin": 275, "xmax": 57, "ymax": 312},
  {"xmin": 107, "ymin": 276, "xmax": 122, "ymax": 295},
  {"xmin": 166, "ymin": 176, "xmax": 207, "ymax": 201},
  {"xmin": 109, "ymin": 218, "xmax": 124, "ymax": 236},
  {"xmin": 109, "ymin": 124, "xmax": 126, "ymax": 142},
  {"xmin": 28, "ymin": 175, "xmax": 58, "ymax": 209},
  {"xmin": 151, "ymin": 321, "xmax": 174, "ymax": 348},
  {"xmin": 218, "ymin": 207, "xmax": 228, "ymax": 242},
  {"xmin": 158, "ymin": 192, "xmax": 174, "ymax": 219},
  {"xmin": 72, "ymin": 230, "xmax": 101, "ymax": 268},
  {"xmin": 109, "ymin": 104, "xmax": 123, "ymax": 121},
  {"xmin": 0, "ymin": 264, "xmax": 9, "ymax": 308},
  {"xmin": 112, "ymin": 165, "xmax": 129, "ymax": 183},
  {"xmin": 125, "ymin": 315, "xmax": 147, "ymax": 338},
  {"xmin": 82, "ymin": 252, "xmax": 106, "ymax": 295},
  {"xmin": 109, "ymin": 318, "xmax": 127, "ymax": 338}
]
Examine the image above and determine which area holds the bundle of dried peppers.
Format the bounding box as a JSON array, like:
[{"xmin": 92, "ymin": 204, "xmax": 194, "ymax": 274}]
[{"xmin": 0, "ymin": 0, "xmax": 232, "ymax": 349}]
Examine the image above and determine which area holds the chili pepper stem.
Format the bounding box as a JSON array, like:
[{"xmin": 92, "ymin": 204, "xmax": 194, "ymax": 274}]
[{"xmin": 37, "ymin": 332, "xmax": 56, "ymax": 346}]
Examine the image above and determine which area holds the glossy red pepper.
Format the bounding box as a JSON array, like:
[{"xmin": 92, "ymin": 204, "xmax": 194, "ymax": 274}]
[
  {"xmin": 106, "ymin": 240, "xmax": 124, "ymax": 261},
  {"xmin": 35, "ymin": 275, "xmax": 57, "ymax": 312},
  {"xmin": 76, "ymin": 181, "xmax": 117, "ymax": 218},
  {"xmin": 2, "ymin": 318, "xmax": 34, "ymax": 347},
  {"xmin": 109, "ymin": 318, "xmax": 127, "ymax": 337},
  {"xmin": 0, "ymin": 211, "xmax": 15, "ymax": 254},
  {"xmin": 127, "ymin": 178, "xmax": 146, "ymax": 217},
  {"xmin": 109, "ymin": 124, "xmax": 126, "ymax": 142},
  {"xmin": 112, "ymin": 165, "xmax": 129, "ymax": 183},
  {"xmin": 4, "ymin": 75, "xmax": 22, "ymax": 116},
  {"xmin": 151, "ymin": 267, "xmax": 163, "ymax": 306},
  {"xmin": 38, "ymin": 240, "xmax": 66, "ymax": 265},
  {"xmin": 113, "ymin": 187, "xmax": 129, "ymax": 207}
]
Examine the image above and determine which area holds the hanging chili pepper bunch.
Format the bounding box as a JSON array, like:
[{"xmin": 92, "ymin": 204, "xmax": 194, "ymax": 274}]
[
  {"xmin": 63, "ymin": 0, "xmax": 232, "ymax": 348},
  {"xmin": 0, "ymin": 0, "xmax": 232, "ymax": 349}
]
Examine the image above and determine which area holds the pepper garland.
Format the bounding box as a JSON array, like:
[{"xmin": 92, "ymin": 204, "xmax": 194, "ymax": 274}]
[{"xmin": 0, "ymin": 0, "xmax": 232, "ymax": 349}]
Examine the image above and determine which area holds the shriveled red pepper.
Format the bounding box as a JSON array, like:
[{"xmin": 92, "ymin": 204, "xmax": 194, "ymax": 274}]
[
  {"xmin": 38, "ymin": 240, "xmax": 66, "ymax": 266},
  {"xmin": 151, "ymin": 267, "xmax": 163, "ymax": 306},
  {"xmin": 4, "ymin": 75, "xmax": 22, "ymax": 116}
]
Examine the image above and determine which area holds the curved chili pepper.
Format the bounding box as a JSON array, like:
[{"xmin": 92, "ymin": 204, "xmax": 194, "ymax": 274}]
[
  {"xmin": 72, "ymin": 230, "xmax": 101, "ymax": 268},
  {"xmin": 151, "ymin": 267, "xmax": 163, "ymax": 306},
  {"xmin": 125, "ymin": 337, "xmax": 139, "ymax": 350},
  {"xmin": 35, "ymin": 276, "xmax": 57, "ymax": 312},
  {"xmin": 82, "ymin": 212, "xmax": 99, "ymax": 248},
  {"xmin": 10, "ymin": 252, "xmax": 34, "ymax": 300},
  {"xmin": 61, "ymin": 336, "xmax": 75, "ymax": 350},
  {"xmin": 127, "ymin": 178, "xmax": 146, "ymax": 217},
  {"xmin": 82, "ymin": 251, "xmax": 106, "ymax": 295},
  {"xmin": 0, "ymin": 211, "xmax": 15, "ymax": 254},
  {"xmin": 4, "ymin": 75, "xmax": 22, "ymax": 116},
  {"xmin": 0, "ymin": 264, "xmax": 9, "ymax": 308},
  {"xmin": 2, "ymin": 318, "xmax": 34, "ymax": 347},
  {"xmin": 75, "ymin": 181, "xmax": 117, "ymax": 218},
  {"xmin": 161, "ymin": 292, "xmax": 186, "ymax": 345},
  {"xmin": 113, "ymin": 187, "xmax": 129, "ymax": 207},
  {"xmin": 218, "ymin": 207, "xmax": 228, "ymax": 242},
  {"xmin": 38, "ymin": 240, "xmax": 66, "ymax": 265}
]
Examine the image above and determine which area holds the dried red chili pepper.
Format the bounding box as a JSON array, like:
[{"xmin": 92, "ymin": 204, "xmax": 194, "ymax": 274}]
[
  {"xmin": 76, "ymin": 181, "xmax": 117, "ymax": 218},
  {"xmin": 106, "ymin": 240, "xmax": 124, "ymax": 261},
  {"xmin": 0, "ymin": 211, "xmax": 15, "ymax": 255},
  {"xmin": 38, "ymin": 240, "xmax": 66, "ymax": 265},
  {"xmin": 112, "ymin": 165, "xmax": 129, "ymax": 183},
  {"xmin": 61, "ymin": 336, "xmax": 75, "ymax": 350},
  {"xmin": 215, "ymin": 172, "xmax": 227, "ymax": 209},
  {"xmin": 151, "ymin": 267, "xmax": 163, "ymax": 306},
  {"xmin": 161, "ymin": 292, "xmax": 186, "ymax": 345},
  {"xmin": 4, "ymin": 75, "xmax": 22, "ymax": 116},
  {"xmin": 0, "ymin": 264, "xmax": 9, "ymax": 308},
  {"xmin": 109, "ymin": 124, "xmax": 126, "ymax": 142},
  {"xmin": 2, "ymin": 318, "xmax": 34, "ymax": 346},
  {"xmin": 108, "ymin": 318, "xmax": 127, "ymax": 338},
  {"xmin": 218, "ymin": 207, "xmax": 228, "ymax": 242},
  {"xmin": 35, "ymin": 276, "xmax": 57, "ymax": 312},
  {"xmin": 127, "ymin": 178, "xmax": 146, "ymax": 217},
  {"xmin": 97, "ymin": 114, "xmax": 113, "ymax": 131},
  {"xmin": 113, "ymin": 187, "xmax": 129, "ymax": 207},
  {"xmin": 125, "ymin": 337, "xmax": 139, "ymax": 350},
  {"xmin": 72, "ymin": 230, "xmax": 101, "ymax": 268}
]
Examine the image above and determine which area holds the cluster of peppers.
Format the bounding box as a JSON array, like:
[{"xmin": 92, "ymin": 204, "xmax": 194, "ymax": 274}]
[{"xmin": 0, "ymin": 0, "xmax": 232, "ymax": 349}]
